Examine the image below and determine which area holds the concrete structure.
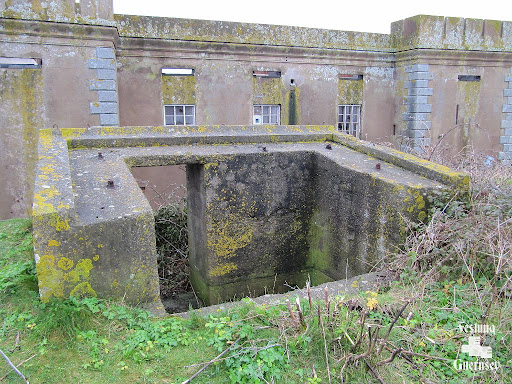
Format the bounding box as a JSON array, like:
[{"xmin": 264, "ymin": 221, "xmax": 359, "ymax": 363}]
[
  {"xmin": 32, "ymin": 125, "xmax": 468, "ymax": 308},
  {"xmin": 0, "ymin": 1, "xmax": 511, "ymax": 219}
]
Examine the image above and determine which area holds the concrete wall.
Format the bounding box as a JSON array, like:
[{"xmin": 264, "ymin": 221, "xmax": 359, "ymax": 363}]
[
  {"xmin": 31, "ymin": 126, "xmax": 469, "ymax": 307},
  {"xmin": 0, "ymin": 18, "xmax": 118, "ymax": 218},
  {"xmin": 116, "ymin": 53, "xmax": 395, "ymax": 137}
]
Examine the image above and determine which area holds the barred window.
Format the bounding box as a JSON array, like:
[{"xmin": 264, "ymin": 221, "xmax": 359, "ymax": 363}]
[
  {"xmin": 164, "ymin": 105, "xmax": 195, "ymax": 125},
  {"xmin": 253, "ymin": 105, "xmax": 280, "ymax": 125},
  {"xmin": 338, "ymin": 105, "xmax": 361, "ymax": 137}
]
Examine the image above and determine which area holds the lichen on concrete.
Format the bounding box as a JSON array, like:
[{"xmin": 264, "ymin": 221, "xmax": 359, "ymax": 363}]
[{"xmin": 162, "ymin": 75, "xmax": 197, "ymax": 105}]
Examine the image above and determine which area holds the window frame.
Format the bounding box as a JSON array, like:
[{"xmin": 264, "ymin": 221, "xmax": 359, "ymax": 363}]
[
  {"xmin": 337, "ymin": 104, "xmax": 361, "ymax": 138},
  {"xmin": 163, "ymin": 104, "xmax": 196, "ymax": 126},
  {"xmin": 253, "ymin": 104, "xmax": 280, "ymax": 125}
]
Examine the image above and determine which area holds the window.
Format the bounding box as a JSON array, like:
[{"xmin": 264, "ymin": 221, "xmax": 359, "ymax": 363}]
[
  {"xmin": 253, "ymin": 105, "xmax": 280, "ymax": 125},
  {"xmin": 164, "ymin": 105, "xmax": 195, "ymax": 125},
  {"xmin": 338, "ymin": 104, "xmax": 361, "ymax": 137}
]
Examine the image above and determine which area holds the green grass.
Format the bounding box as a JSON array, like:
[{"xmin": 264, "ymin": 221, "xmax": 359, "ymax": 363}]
[{"xmin": 1, "ymin": 218, "xmax": 511, "ymax": 383}]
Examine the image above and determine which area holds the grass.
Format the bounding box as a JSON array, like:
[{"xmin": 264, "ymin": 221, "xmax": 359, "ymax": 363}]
[{"xmin": 1, "ymin": 155, "xmax": 511, "ymax": 383}]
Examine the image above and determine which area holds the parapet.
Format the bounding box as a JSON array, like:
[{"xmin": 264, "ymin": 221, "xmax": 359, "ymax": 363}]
[
  {"xmin": 391, "ymin": 15, "xmax": 512, "ymax": 52},
  {"xmin": 0, "ymin": 0, "xmax": 114, "ymax": 25}
]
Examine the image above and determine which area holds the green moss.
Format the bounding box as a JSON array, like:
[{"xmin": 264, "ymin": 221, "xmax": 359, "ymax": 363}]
[
  {"xmin": 251, "ymin": 77, "xmax": 302, "ymax": 124},
  {"xmin": 457, "ymin": 80, "xmax": 481, "ymax": 148},
  {"xmin": 0, "ymin": 69, "xmax": 42, "ymax": 216},
  {"xmin": 162, "ymin": 76, "xmax": 196, "ymax": 105},
  {"xmin": 306, "ymin": 211, "xmax": 331, "ymax": 272}
]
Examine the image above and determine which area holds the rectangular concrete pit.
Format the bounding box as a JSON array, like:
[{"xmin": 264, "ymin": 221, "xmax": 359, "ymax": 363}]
[{"xmin": 32, "ymin": 126, "xmax": 469, "ymax": 310}]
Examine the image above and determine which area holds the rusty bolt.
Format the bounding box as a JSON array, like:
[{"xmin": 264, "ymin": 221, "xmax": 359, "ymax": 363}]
[
  {"xmin": 107, "ymin": 179, "xmax": 115, "ymax": 188},
  {"xmin": 325, "ymin": 143, "xmax": 332, "ymax": 150},
  {"xmin": 98, "ymin": 152, "xmax": 104, "ymax": 159},
  {"xmin": 376, "ymin": 163, "xmax": 381, "ymax": 170}
]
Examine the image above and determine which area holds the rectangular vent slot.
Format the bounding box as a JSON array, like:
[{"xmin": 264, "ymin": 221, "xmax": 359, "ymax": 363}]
[
  {"xmin": 253, "ymin": 71, "xmax": 281, "ymax": 78},
  {"xmin": 162, "ymin": 68, "xmax": 194, "ymax": 76},
  {"xmin": 339, "ymin": 74, "xmax": 363, "ymax": 80},
  {"xmin": 458, "ymin": 75, "xmax": 481, "ymax": 82},
  {"xmin": 0, "ymin": 57, "xmax": 42, "ymax": 68}
]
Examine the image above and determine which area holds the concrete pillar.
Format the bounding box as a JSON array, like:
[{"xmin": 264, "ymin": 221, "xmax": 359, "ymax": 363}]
[{"xmin": 402, "ymin": 64, "xmax": 433, "ymax": 151}]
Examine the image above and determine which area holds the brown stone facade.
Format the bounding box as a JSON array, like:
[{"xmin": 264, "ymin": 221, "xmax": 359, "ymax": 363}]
[{"xmin": 1, "ymin": 1, "xmax": 511, "ymax": 219}]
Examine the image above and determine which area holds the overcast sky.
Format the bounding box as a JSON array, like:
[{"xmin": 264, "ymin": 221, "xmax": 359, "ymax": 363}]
[{"xmin": 113, "ymin": 0, "xmax": 510, "ymax": 34}]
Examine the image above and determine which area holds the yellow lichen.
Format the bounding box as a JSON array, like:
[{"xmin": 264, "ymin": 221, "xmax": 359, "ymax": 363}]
[
  {"xmin": 48, "ymin": 239, "xmax": 61, "ymax": 247},
  {"xmin": 57, "ymin": 257, "xmax": 74, "ymax": 271},
  {"xmin": 210, "ymin": 262, "xmax": 238, "ymax": 277},
  {"xmin": 162, "ymin": 75, "xmax": 196, "ymax": 105},
  {"xmin": 338, "ymin": 79, "xmax": 363, "ymax": 104},
  {"xmin": 70, "ymin": 282, "xmax": 97, "ymax": 298}
]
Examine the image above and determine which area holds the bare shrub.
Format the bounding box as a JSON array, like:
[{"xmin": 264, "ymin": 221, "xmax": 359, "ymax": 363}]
[
  {"xmin": 154, "ymin": 199, "xmax": 190, "ymax": 298},
  {"xmin": 387, "ymin": 150, "xmax": 512, "ymax": 316}
]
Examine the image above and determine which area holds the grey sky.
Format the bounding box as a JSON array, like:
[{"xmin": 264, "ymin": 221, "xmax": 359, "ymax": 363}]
[{"xmin": 113, "ymin": 0, "xmax": 510, "ymax": 34}]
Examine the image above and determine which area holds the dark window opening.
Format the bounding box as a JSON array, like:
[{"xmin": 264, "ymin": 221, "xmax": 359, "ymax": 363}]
[{"xmin": 458, "ymin": 75, "xmax": 481, "ymax": 82}]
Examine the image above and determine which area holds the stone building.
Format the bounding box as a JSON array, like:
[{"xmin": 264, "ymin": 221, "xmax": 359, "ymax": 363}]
[{"xmin": 1, "ymin": 0, "xmax": 511, "ymax": 219}]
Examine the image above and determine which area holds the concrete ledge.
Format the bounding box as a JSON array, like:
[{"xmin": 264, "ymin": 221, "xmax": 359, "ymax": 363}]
[
  {"xmin": 330, "ymin": 133, "xmax": 469, "ymax": 190},
  {"xmin": 177, "ymin": 272, "xmax": 383, "ymax": 318}
]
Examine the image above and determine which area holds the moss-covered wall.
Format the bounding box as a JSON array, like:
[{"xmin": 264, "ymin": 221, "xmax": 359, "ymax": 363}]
[
  {"xmin": 193, "ymin": 152, "xmax": 314, "ymax": 303},
  {"xmin": 251, "ymin": 77, "xmax": 301, "ymax": 125},
  {"xmin": 456, "ymin": 80, "xmax": 481, "ymax": 149},
  {"xmin": 0, "ymin": 68, "xmax": 44, "ymax": 218},
  {"xmin": 161, "ymin": 75, "xmax": 197, "ymax": 105},
  {"xmin": 391, "ymin": 15, "xmax": 512, "ymax": 52},
  {"xmin": 0, "ymin": 0, "xmax": 114, "ymax": 25}
]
